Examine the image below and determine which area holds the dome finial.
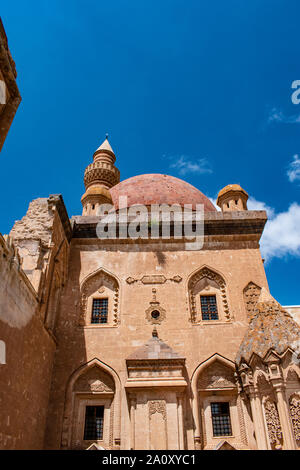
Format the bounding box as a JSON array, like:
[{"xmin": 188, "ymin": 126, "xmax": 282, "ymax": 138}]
[{"xmin": 105, "ymin": 133, "xmax": 109, "ymax": 140}]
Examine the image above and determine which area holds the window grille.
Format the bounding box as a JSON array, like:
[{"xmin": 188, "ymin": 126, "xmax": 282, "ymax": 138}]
[
  {"xmin": 211, "ymin": 402, "xmax": 232, "ymax": 436},
  {"xmin": 84, "ymin": 406, "xmax": 104, "ymax": 440},
  {"xmin": 91, "ymin": 298, "xmax": 108, "ymax": 324},
  {"xmin": 200, "ymin": 295, "xmax": 218, "ymax": 320}
]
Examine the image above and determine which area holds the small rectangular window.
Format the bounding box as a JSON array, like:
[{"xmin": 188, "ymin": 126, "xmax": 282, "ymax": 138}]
[
  {"xmin": 211, "ymin": 402, "xmax": 232, "ymax": 437},
  {"xmin": 200, "ymin": 295, "xmax": 218, "ymax": 320},
  {"xmin": 91, "ymin": 298, "xmax": 108, "ymax": 324},
  {"xmin": 84, "ymin": 406, "xmax": 104, "ymax": 440}
]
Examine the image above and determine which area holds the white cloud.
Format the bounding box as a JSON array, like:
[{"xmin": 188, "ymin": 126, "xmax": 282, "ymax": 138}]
[
  {"xmin": 247, "ymin": 197, "xmax": 275, "ymax": 218},
  {"xmin": 208, "ymin": 195, "xmax": 300, "ymax": 262},
  {"xmin": 231, "ymin": 196, "xmax": 300, "ymax": 261},
  {"xmin": 261, "ymin": 203, "xmax": 300, "ymax": 261},
  {"xmin": 169, "ymin": 155, "xmax": 212, "ymax": 176},
  {"xmin": 268, "ymin": 107, "xmax": 300, "ymax": 124},
  {"xmin": 208, "ymin": 197, "xmax": 219, "ymax": 210},
  {"xmin": 287, "ymin": 154, "xmax": 300, "ymax": 183}
]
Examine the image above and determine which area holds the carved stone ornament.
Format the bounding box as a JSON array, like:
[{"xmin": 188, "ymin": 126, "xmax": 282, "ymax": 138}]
[
  {"xmin": 289, "ymin": 394, "xmax": 300, "ymax": 441},
  {"xmin": 145, "ymin": 289, "xmax": 166, "ymax": 325},
  {"xmin": 198, "ymin": 362, "xmax": 236, "ymax": 390},
  {"xmin": 188, "ymin": 267, "xmax": 231, "ymax": 322},
  {"xmin": 126, "ymin": 275, "xmax": 182, "ymax": 285},
  {"xmin": 148, "ymin": 400, "xmax": 167, "ymax": 420},
  {"xmin": 243, "ymin": 282, "xmax": 261, "ymax": 321},
  {"xmin": 264, "ymin": 400, "xmax": 282, "ymax": 448},
  {"xmin": 74, "ymin": 366, "xmax": 115, "ymax": 393},
  {"xmin": 88, "ymin": 379, "xmax": 111, "ymax": 392}
]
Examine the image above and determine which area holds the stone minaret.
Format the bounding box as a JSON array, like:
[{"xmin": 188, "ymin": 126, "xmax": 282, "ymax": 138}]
[
  {"xmin": 217, "ymin": 184, "xmax": 248, "ymax": 212},
  {"xmin": 81, "ymin": 137, "xmax": 120, "ymax": 215}
]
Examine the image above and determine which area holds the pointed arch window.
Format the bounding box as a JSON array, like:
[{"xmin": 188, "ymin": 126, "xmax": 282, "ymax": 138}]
[
  {"xmin": 79, "ymin": 268, "xmax": 120, "ymax": 327},
  {"xmin": 188, "ymin": 266, "xmax": 231, "ymax": 323}
]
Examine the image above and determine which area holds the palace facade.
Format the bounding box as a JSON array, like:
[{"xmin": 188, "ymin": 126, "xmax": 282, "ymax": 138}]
[{"xmin": 0, "ymin": 137, "xmax": 300, "ymax": 450}]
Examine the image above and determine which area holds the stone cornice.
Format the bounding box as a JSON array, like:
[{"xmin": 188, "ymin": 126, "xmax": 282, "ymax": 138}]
[
  {"xmin": 48, "ymin": 194, "xmax": 73, "ymax": 242},
  {"xmin": 125, "ymin": 378, "xmax": 188, "ymax": 390},
  {"xmin": 70, "ymin": 210, "xmax": 267, "ymax": 240},
  {"xmin": 126, "ymin": 358, "xmax": 186, "ymax": 368}
]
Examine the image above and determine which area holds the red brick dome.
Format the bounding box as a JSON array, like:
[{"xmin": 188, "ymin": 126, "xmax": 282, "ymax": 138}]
[{"xmin": 109, "ymin": 174, "xmax": 216, "ymax": 211}]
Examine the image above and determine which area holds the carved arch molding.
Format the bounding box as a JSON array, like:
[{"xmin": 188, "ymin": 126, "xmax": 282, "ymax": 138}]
[
  {"xmin": 195, "ymin": 358, "xmax": 247, "ymax": 449},
  {"xmin": 79, "ymin": 269, "xmax": 120, "ymax": 326},
  {"xmin": 188, "ymin": 267, "xmax": 231, "ymax": 322},
  {"xmin": 61, "ymin": 361, "xmax": 119, "ymax": 450}
]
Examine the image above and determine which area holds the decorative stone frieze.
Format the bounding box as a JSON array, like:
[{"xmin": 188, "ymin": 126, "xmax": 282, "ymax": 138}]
[
  {"xmin": 149, "ymin": 400, "xmax": 167, "ymax": 420},
  {"xmin": 264, "ymin": 399, "xmax": 282, "ymax": 449},
  {"xmin": 126, "ymin": 274, "xmax": 182, "ymax": 285},
  {"xmin": 289, "ymin": 394, "xmax": 300, "ymax": 442},
  {"xmin": 243, "ymin": 281, "xmax": 261, "ymax": 321}
]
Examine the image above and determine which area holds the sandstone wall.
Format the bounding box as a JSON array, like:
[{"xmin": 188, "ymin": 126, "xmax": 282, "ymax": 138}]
[
  {"xmin": 0, "ymin": 234, "xmax": 55, "ymax": 449},
  {"xmin": 0, "ymin": 195, "xmax": 71, "ymax": 449},
  {"xmin": 44, "ymin": 236, "xmax": 269, "ymax": 449}
]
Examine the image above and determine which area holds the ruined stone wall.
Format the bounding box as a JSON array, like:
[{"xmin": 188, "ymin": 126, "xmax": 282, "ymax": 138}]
[
  {"xmin": 0, "ymin": 234, "xmax": 56, "ymax": 449},
  {"xmin": 10, "ymin": 196, "xmax": 71, "ymax": 324},
  {"xmin": 0, "ymin": 195, "xmax": 71, "ymax": 449},
  {"xmin": 0, "ymin": 18, "xmax": 21, "ymax": 152}
]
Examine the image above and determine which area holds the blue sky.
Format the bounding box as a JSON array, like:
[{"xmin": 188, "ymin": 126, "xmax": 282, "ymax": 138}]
[{"xmin": 1, "ymin": 0, "xmax": 300, "ymax": 304}]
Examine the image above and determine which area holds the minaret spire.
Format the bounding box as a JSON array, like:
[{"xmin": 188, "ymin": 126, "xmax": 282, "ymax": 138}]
[{"xmin": 81, "ymin": 136, "xmax": 120, "ymax": 215}]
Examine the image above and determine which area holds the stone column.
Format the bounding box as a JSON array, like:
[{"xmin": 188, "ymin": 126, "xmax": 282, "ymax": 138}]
[
  {"xmin": 130, "ymin": 395, "xmax": 136, "ymax": 450},
  {"xmin": 248, "ymin": 388, "xmax": 268, "ymax": 449},
  {"xmin": 273, "ymin": 385, "xmax": 295, "ymax": 450},
  {"xmin": 177, "ymin": 395, "xmax": 184, "ymax": 450},
  {"xmin": 192, "ymin": 391, "xmax": 201, "ymax": 449}
]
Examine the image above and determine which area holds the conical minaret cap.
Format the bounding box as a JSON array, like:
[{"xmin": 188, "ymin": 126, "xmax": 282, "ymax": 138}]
[{"xmin": 93, "ymin": 136, "xmax": 115, "ymax": 162}]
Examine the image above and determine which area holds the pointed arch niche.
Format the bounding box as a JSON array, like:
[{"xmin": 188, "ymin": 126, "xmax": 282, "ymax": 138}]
[
  {"xmin": 61, "ymin": 358, "xmax": 121, "ymax": 450},
  {"xmin": 79, "ymin": 268, "xmax": 120, "ymax": 327},
  {"xmin": 191, "ymin": 354, "xmax": 248, "ymax": 450},
  {"xmin": 188, "ymin": 266, "xmax": 231, "ymax": 324}
]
